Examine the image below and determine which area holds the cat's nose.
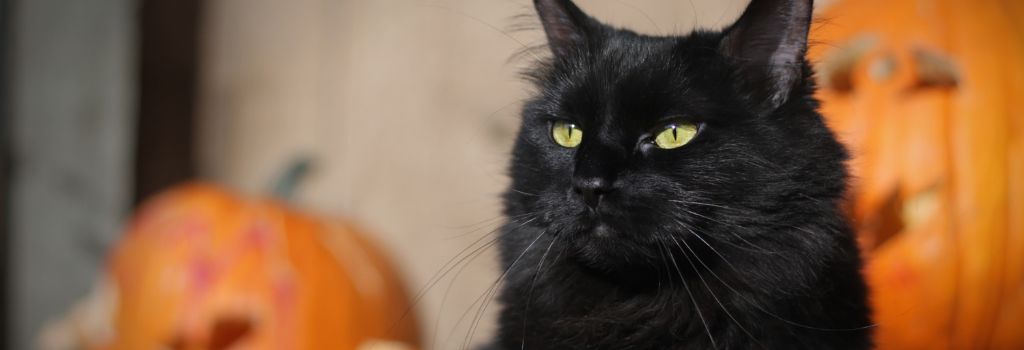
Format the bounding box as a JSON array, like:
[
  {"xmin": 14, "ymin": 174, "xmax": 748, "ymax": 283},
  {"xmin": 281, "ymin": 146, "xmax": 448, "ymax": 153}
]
[{"xmin": 573, "ymin": 177, "xmax": 613, "ymax": 210}]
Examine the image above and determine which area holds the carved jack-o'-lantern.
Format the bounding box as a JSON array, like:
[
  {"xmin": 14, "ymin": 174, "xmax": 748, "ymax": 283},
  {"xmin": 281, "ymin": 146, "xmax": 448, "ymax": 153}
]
[
  {"xmin": 44, "ymin": 183, "xmax": 419, "ymax": 350},
  {"xmin": 810, "ymin": 0, "xmax": 1024, "ymax": 348}
]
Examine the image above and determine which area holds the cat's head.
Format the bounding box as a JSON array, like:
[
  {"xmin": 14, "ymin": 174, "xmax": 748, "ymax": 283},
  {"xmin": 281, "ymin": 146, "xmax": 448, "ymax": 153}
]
[{"xmin": 506, "ymin": 0, "xmax": 847, "ymax": 275}]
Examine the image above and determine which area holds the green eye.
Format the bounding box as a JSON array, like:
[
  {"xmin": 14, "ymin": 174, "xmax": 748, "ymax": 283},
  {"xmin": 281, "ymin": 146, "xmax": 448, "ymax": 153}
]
[
  {"xmin": 653, "ymin": 123, "xmax": 698, "ymax": 149},
  {"xmin": 551, "ymin": 121, "xmax": 583, "ymax": 148}
]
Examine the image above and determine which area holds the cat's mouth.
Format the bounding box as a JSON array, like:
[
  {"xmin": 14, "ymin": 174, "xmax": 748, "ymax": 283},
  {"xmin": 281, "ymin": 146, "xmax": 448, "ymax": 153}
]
[
  {"xmin": 567, "ymin": 226, "xmax": 666, "ymax": 280},
  {"xmin": 572, "ymin": 210, "xmax": 621, "ymax": 238},
  {"xmin": 556, "ymin": 203, "xmax": 688, "ymax": 276},
  {"xmin": 588, "ymin": 223, "xmax": 616, "ymax": 238}
]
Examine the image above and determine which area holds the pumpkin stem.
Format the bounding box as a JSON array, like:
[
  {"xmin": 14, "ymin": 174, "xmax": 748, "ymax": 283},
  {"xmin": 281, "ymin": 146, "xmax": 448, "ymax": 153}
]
[{"xmin": 271, "ymin": 156, "xmax": 314, "ymax": 201}]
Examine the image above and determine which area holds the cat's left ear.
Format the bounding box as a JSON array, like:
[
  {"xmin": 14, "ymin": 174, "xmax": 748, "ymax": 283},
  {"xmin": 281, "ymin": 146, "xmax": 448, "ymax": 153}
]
[{"xmin": 719, "ymin": 0, "xmax": 813, "ymax": 115}]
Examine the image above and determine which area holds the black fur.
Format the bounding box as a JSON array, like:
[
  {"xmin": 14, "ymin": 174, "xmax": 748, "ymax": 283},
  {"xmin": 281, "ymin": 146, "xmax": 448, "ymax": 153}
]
[{"xmin": 488, "ymin": 0, "xmax": 872, "ymax": 349}]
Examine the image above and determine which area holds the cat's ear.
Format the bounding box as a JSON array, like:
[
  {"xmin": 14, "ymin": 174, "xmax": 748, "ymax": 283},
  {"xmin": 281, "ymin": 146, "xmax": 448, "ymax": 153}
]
[
  {"xmin": 534, "ymin": 0, "xmax": 597, "ymax": 58},
  {"xmin": 719, "ymin": 0, "xmax": 813, "ymax": 114}
]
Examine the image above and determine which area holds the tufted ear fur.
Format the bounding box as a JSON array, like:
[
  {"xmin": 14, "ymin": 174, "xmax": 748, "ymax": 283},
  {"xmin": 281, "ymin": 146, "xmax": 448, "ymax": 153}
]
[
  {"xmin": 534, "ymin": 0, "xmax": 598, "ymax": 58},
  {"xmin": 720, "ymin": 0, "xmax": 814, "ymax": 114}
]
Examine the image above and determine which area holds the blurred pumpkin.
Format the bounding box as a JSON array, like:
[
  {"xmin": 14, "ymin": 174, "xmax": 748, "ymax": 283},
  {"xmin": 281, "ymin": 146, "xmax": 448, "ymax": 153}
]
[
  {"xmin": 810, "ymin": 0, "xmax": 1024, "ymax": 348},
  {"xmin": 47, "ymin": 182, "xmax": 420, "ymax": 350}
]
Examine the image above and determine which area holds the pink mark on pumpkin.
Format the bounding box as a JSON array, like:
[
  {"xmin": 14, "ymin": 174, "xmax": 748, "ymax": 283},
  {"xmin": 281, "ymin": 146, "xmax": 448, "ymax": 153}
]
[
  {"xmin": 179, "ymin": 256, "xmax": 219, "ymax": 336},
  {"xmin": 242, "ymin": 221, "xmax": 275, "ymax": 251},
  {"xmin": 187, "ymin": 255, "xmax": 220, "ymax": 295},
  {"xmin": 168, "ymin": 215, "xmax": 210, "ymax": 246},
  {"xmin": 272, "ymin": 274, "xmax": 298, "ymax": 348},
  {"xmin": 272, "ymin": 274, "xmax": 297, "ymax": 310}
]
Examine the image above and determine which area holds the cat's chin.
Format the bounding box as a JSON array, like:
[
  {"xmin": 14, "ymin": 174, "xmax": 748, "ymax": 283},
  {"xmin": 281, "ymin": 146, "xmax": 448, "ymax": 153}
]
[
  {"xmin": 567, "ymin": 223, "xmax": 663, "ymax": 280},
  {"xmin": 568, "ymin": 249, "xmax": 663, "ymax": 287}
]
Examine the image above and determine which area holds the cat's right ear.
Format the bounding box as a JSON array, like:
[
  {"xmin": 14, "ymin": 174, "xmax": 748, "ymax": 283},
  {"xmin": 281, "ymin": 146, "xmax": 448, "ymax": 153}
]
[
  {"xmin": 535, "ymin": 0, "xmax": 596, "ymax": 58},
  {"xmin": 719, "ymin": 0, "xmax": 814, "ymax": 115}
]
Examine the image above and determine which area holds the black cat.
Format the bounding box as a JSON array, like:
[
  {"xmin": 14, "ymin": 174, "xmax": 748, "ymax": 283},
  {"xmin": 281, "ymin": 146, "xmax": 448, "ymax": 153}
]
[{"xmin": 486, "ymin": 0, "xmax": 872, "ymax": 348}]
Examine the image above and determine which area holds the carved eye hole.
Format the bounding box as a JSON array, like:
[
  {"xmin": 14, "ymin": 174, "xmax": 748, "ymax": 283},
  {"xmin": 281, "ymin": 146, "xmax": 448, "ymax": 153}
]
[
  {"xmin": 816, "ymin": 35, "xmax": 961, "ymax": 93},
  {"xmin": 910, "ymin": 47, "xmax": 960, "ymax": 90},
  {"xmin": 816, "ymin": 35, "xmax": 878, "ymax": 92}
]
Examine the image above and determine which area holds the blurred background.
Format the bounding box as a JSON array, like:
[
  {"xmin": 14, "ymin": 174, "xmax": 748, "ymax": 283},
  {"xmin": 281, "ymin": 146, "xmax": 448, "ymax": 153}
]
[{"xmin": 1, "ymin": 0, "xmax": 1020, "ymax": 349}]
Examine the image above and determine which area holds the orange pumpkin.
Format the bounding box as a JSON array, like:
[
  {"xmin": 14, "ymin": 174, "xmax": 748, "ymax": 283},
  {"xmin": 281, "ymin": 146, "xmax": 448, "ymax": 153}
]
[
  {"xmin": 810, "ymin": 0, "xmax": 1024, "ymax": 348},
  {"xmin": 53, "ymin": 183, "xmax": 419, "ymax": 350}
]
